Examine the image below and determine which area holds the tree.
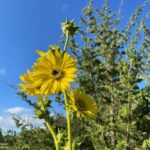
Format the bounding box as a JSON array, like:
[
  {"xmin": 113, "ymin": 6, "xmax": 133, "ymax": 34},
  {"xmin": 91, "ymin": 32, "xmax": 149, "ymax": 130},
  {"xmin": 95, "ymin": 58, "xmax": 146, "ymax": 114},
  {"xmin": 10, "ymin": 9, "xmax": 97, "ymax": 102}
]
[
  {"xmin": 0, "ymin": 128, "xmax": 4, "ymax": 143},
  {"xmin": 69, "ymin": 0, "xmax": 150, "ymax": 149}
]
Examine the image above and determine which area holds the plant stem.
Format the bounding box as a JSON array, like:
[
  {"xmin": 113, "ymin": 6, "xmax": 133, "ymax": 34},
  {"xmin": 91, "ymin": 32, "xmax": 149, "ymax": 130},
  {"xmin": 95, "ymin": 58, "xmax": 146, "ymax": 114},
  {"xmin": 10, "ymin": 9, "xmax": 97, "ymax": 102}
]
[
  {"xmin": 64, "ymin": 92, "xmax": 72, "ymax": 150},
  {"xmin": 63, "ymin": 29, "xmax": 72, "ymax": 149},
  {"xmin": 45, "ymin": 119, "xmax": 60, "ymax": 150},
  {"xmin": 63, "ymin": 31, "xmax": 69, "ymax": 53},
  {"xmin": 40, "ymin": 96, "xmax": 60, "ymax": 150}
]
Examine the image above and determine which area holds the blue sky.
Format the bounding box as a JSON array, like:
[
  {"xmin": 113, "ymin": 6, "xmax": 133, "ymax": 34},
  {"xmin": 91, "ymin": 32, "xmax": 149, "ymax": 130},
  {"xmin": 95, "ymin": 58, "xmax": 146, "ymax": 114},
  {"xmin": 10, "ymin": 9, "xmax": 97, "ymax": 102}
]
[{"xmin": 0, "ymin": 0, "xmax": 149, "ymax": 130}]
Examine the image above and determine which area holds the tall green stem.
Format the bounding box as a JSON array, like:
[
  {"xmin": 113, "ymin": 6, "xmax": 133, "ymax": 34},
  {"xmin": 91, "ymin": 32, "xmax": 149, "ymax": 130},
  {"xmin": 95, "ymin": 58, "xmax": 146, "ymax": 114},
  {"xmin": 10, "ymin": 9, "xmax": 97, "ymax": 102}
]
[
  {"xmin": 63, "ymin": 30, "xmax": 72, "ymax": 149},
  {"xmin": 40, "ymin": 97, "xmax": 60, "ymax": 150},
  {"xmin": 64, "ymin": 92, "xmax": 72, "ymax": 150},
  {"xmin": 63, "ymin": 31, "xmax": 69, "ymax": 53},
  {"xmin": 45, "ymin": 119, "xmax": 60, "ymax": 150}
]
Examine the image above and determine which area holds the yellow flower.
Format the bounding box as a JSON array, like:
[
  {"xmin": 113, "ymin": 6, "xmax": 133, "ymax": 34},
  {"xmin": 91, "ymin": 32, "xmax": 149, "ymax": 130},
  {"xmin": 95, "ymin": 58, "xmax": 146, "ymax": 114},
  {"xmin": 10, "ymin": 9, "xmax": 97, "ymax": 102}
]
[
  {"xmin": 31, "ymin": 48, "xmax": 77, "ymax": 95},
  {"xmin": 69, "ymin": 89, "xmax": 98, "ymax": 119},
  {"xmin": 18, "ymin": 70, "xmax": 41, "ymax": 96}
]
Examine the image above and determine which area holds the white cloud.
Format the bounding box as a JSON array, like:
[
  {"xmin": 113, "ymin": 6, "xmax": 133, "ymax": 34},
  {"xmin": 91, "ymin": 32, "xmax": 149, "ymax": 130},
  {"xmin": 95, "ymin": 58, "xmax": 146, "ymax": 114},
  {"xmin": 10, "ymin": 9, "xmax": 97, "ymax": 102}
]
[
  {"xmin": 61, "ymin": 4, "xmax": 69, "ymax": 11},
  {"xmin": 0, "ymin": 68, "xmax": 6, "ymax": 76},
  {"xmin": 27, "ymin": 117, "xmax": 44, "ymax": 128},
  {"xmin": 5, "ymin": 106, "xmax": 30, "ymax": 114},
  {"xmin": 1, "ymin": 107, "xmax": 44, "ymax": 131},
  {"xmin": 0, "ymin": 116, "xmax": 16, "ymax": 130}
]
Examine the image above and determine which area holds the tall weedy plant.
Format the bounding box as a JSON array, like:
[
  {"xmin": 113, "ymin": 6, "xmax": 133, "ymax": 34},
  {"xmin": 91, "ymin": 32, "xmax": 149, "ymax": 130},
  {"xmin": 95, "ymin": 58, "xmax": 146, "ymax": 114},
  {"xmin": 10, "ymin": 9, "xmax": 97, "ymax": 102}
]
[{"xmin": 18, "ymin": 19, "xmax": 98, "ymax": 150}]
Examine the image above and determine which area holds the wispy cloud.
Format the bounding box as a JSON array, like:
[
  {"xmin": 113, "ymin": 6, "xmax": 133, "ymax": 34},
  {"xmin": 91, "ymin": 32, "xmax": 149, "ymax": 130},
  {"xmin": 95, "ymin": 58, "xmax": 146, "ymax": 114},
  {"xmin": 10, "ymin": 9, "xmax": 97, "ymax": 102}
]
[
  {"xmin": 5, "ymin": 106, "xmax": 30, "ymax": 114},
  {"xmin": 0, "ymin": 68, "xmax": 6, "ymax": 76},
  {"xmin": 61, "ymin": 4, "xmax": 69, "ymax": 11}
]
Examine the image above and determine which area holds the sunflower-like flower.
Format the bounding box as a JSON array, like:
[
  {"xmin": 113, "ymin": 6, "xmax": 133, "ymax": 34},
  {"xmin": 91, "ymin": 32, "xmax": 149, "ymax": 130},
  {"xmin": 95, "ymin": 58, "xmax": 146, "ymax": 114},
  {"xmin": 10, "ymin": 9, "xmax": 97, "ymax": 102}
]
[
  {"xmin": 31, "ymin": 48, "xmax": 77, "ymax": 95},
  {"xmin": 18, "ymin": 70, "xmax": 41, "ymax": 96},
  {"xmin": 69, "ymin": 89, "xmax": 98, "ymax": 119}
]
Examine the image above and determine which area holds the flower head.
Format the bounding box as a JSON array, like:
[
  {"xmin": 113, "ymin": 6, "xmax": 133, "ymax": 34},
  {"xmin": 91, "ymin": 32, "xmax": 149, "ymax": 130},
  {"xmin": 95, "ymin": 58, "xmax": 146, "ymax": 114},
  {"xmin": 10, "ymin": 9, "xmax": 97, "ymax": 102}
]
[
  {"xmin": 31, "ymin": 48, "xmax": 77, "ymax": 95},
  {"xmin": 69, "ymin": 89, "xmax": 97, "ymax": 119},
  {"xmin": 18, "ymin": 70, "xmax": 41, "ymax": 96}
]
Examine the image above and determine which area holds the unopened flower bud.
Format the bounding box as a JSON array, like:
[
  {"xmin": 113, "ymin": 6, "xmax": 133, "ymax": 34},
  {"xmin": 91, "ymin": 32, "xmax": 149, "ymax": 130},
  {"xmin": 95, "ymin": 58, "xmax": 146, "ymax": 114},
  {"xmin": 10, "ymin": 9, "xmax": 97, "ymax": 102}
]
[{"xmin": 61, "ymin": 18, "xmax": 79, "ymax": 36}]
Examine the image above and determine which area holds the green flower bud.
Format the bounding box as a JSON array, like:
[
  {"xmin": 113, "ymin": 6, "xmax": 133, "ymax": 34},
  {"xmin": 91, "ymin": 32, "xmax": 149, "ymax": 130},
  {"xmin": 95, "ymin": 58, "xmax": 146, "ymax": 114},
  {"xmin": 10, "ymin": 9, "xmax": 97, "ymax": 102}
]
[
  {"xmin": 61, "ymin": 18, "xmax": 79, "ymax": 36},
  {"xmin": 49, "ymin": 45, "xmax": 61, "ymax": 52},
  {"xmin": 35, "ymin": 109, "xmax": 44, "ymax": 119}
]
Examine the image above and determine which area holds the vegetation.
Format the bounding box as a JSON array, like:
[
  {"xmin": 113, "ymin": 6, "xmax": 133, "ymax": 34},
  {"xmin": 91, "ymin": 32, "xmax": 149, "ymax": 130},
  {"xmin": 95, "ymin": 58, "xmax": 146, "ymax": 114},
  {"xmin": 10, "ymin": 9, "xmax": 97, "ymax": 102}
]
[
  {"xmin": 1, "ymin": 0, "xmax": 150, "ymax": 149},
  {"xmin": 71, "ymin": 0, "xmax": 150, "ymax": 149}
]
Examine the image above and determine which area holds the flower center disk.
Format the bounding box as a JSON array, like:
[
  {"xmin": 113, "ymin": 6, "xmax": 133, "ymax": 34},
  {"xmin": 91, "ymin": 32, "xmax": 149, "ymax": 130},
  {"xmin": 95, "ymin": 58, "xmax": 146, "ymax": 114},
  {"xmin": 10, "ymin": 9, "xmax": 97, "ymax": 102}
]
[
  {"xmin": 51, "ymin": 69, "xmax": 63, "ymax": 80},
  {"xmin": 52, "ymin": 70, "xmax": 59, "ymax": 75},
  {"xmin": 76, "ymin": 99, "xmax": 86, "ymax": 111}
]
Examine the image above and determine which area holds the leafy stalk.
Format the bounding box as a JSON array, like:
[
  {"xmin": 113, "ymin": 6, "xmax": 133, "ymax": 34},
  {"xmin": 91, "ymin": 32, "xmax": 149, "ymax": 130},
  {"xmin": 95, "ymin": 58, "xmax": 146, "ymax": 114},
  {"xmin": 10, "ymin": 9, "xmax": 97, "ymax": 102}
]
[
  {"xmin": 63, "ymin": 29, "xmax": 72, "ymax": 150},
  {"xmin": 40, "ymin": 97, "xmax": 60, "ymax": 150},
  {"xmin": 64, "ymin": 92, "xmax": 72, "ymax": 150}
]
